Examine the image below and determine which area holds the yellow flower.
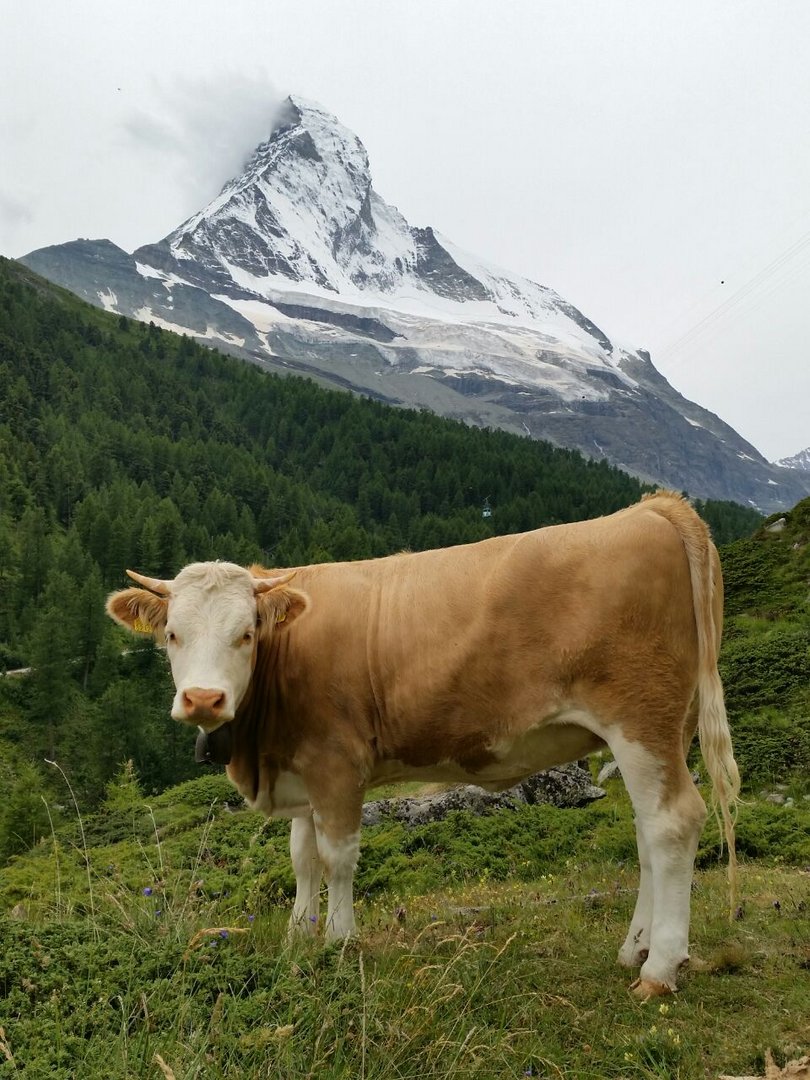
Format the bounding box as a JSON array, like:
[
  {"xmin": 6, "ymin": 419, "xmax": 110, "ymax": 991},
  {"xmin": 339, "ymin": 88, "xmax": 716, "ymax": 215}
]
[{"xmin": 658, "ymin": 1003, "xmax": 670, "ymax": 1015}]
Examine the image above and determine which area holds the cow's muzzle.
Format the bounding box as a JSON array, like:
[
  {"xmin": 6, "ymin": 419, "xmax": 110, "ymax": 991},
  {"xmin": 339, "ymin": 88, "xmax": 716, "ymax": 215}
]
[{"xmin": 180, "ymin": 687, "xmax": 227, "ymax": 723}]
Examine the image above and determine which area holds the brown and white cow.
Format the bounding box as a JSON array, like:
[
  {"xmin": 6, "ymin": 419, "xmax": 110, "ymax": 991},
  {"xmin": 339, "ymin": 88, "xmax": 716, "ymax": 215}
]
[{"xmin": 106, "ymin": 491, "xmax": 739, "ymax": 998}]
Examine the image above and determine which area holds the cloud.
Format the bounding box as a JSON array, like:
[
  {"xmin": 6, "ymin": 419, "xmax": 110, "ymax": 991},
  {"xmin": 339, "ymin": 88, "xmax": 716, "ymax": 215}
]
[
  {"xmin": 0, "ymin": 192, "xmax": 34, "ymax": 225},
  {"xmin": 121, "ymin": 73, "xmax": 288, "ymax": 213},
  {"xmin": 0, "ymin": 191, "xmax": 35, "ymax": 250}
]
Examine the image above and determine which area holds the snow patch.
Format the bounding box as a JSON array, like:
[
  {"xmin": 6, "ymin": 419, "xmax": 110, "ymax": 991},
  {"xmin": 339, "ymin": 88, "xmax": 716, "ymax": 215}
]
[
  {"xmin": 132, "ymin": 307, "xmax": 245, "ymax": 346},
  {"xmin": 97, "ymin": 288, "xmax": 118, "ymax": 311}
]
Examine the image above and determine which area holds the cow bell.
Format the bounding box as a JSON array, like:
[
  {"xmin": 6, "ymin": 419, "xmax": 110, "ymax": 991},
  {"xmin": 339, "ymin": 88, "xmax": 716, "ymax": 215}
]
[{"xmin": 194, "ymin": 724, "xmax": 233, "ymax": 765}]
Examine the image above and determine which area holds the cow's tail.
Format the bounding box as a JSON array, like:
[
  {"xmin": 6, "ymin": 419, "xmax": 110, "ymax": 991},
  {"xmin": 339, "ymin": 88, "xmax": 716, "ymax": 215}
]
[{"xmin": 644, "ymin": 492, "xmax": 741, "ymax": 916}]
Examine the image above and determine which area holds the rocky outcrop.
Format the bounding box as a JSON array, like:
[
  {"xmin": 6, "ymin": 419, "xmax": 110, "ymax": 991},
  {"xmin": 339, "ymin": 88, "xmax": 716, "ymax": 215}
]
[{"xmin": 361, "ymin": 764, "xmax": 605, "ymax": 827}]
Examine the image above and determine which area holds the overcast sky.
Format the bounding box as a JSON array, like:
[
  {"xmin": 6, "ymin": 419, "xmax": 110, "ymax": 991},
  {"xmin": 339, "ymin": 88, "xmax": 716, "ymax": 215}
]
[{"xmin": 2, "ymin": 0, "xmax": 809, "ymax": 460}]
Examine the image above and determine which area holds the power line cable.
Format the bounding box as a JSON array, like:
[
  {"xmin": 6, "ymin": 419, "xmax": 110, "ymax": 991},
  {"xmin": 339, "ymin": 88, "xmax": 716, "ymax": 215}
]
[{"xmin": 658, "ymin": 223, "xmax": 810, "ymax": 364}]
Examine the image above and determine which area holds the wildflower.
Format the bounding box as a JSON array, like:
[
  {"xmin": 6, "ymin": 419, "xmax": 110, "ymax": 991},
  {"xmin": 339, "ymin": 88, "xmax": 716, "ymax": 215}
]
[
  {"xmin": 658, "ymin": 1003, "xmax": 669, "ymax": 1015},
  {"xmin": 649, "ymin": 1025, "xmax": 657, "ymax": 1035},
  {"xmin": 248, "ymin": 914, "xmax": 255, "ymax": 923},
  {"xmin": 219, "ymin": 930, "xmax": 229, "ymax": 939},
  {"xmin": 624, "ymin": 1052, "xmax": 634, "ymax": 1062},
  {"xmin": 143, "ymin": 887, "xmax": 153, "ymax": 897},
  {"xmin": 309, "ymin": 915, "xmax": 317, "ymax": 923},
  {"xmin": 155, "ymin": 910, "xmax": 162, "ymax": 918}
]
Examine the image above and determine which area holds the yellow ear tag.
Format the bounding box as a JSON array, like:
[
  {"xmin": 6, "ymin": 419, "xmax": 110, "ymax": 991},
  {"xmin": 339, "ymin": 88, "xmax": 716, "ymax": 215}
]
[
  {"xmin": 133, "ymin": 617, "xmax": 153, "ymax": 634},
  {"xmin": 276, "ymin": 611, "xmax": 286, "ymax": 624}
]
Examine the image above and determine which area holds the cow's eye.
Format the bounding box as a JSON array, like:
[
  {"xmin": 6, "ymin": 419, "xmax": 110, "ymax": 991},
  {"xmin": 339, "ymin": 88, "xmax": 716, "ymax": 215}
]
[
  {"xmin": 166, "ymin": 630, "xmax": 177, "ymax": 644},
  {"xmin": 241, "ymin": 631, "xmax": 254, "ymax": 644}
]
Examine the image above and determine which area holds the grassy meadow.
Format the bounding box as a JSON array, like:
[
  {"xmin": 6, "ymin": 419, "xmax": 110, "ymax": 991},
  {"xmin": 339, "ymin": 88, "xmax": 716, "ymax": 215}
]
[{"xmin": 1, "ymin": 769, "xmax": 808, "ymax": 1079}]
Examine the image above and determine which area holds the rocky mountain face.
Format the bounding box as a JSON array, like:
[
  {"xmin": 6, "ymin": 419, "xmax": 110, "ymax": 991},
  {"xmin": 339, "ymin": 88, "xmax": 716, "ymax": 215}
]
[
  {"xmin": 776, "ymin": 447, "xmax": 810, "ymax": 473},
  {"xmin": 21, "ymin": 96, "xmax": 810, "ymax": 512}
]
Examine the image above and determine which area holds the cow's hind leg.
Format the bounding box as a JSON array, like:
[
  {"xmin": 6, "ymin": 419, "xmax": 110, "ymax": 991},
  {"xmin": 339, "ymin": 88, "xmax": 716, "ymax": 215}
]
[
  {"xmin": 288, "ymin": 813, "xmax": 323, "ymax": 937},
  {"xmin": 617, "ymin": 820, "xmax": 652, "ymax": 969},
  {"xmin": 609, "ymin": 730, "xmax": 707, "ymax": 997}
]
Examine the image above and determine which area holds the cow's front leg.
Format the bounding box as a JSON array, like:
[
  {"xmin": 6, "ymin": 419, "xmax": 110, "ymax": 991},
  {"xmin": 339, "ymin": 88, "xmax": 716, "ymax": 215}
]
[
  {"xmin": 312, "ymin": 804, "xmax": 361, "ymax": 942},
  {"xmin": 288, "ymin": 813, "xmax": 323, "ymax": 937}
]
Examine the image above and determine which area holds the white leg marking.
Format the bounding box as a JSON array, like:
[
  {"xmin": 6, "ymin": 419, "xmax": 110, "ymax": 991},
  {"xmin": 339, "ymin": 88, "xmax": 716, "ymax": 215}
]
[
  {"xmin": 288, "ymin": 814, "xmax": 323, "ymax": 937},
  {"xmin": 618, "ymin": 820, "xmax": 653, "ymax": 968},
  {"xmin": 609, "ymin": 731, "xmax": 706, "ymax": 990},
  {"xmin": 313, "ymin": 815, "xmax": 360, "ymax": 941}
]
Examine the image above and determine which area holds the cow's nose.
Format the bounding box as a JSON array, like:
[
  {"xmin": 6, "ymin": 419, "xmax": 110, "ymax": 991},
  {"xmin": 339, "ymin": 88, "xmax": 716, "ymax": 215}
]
[{"xmin": 182, "ymin": 687, "xmax": 226, "ymax": 721}]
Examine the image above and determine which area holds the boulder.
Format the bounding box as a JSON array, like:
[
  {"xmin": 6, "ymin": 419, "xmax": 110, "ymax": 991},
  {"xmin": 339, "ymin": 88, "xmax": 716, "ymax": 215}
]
[{"xmin": 361, "ymin": 763, "xmax": 605, "ymax": 827}]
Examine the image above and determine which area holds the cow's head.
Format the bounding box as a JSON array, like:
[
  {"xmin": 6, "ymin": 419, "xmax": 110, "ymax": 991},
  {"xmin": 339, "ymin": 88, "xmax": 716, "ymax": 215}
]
[{"xmin": 106, "ymin": 562, "xmax": 308, "ymax": 729}]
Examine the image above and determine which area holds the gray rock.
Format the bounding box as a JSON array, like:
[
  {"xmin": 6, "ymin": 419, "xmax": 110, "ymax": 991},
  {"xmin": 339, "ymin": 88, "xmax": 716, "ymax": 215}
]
[
  {"xmin": 765, "ymin": 517, "xmax": 787, "ymax": 532},
  {"xmin": 361, "ymin": 763, "xmax": 605, "ymax": 827},
  {"xmin": 764, "ymin": 792, "xmax": 786, "ymax": 805}
]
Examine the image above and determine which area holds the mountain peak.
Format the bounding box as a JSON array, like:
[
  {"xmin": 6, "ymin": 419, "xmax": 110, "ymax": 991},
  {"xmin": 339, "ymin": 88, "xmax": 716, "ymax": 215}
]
[
  {"xmin": 162, "ymin": 93, "xmax": 399, "ymax": 294},
  {"xmin": 775, "ymin": 446, "xmax": 810, "ymax": 472}
]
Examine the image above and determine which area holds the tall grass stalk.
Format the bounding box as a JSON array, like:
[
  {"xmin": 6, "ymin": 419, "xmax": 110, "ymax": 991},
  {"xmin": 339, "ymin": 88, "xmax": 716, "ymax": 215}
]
[
  {"xmin": 146, "ymin": 804, "xmax": 165, "ymax": 874},
  {"xmin": 40, "ymin": 793, "xmax": 61, "ymax": 916},
  {"xmin": 45, "ymin": 757, "xmax": 97, "ymax": 940},
  {"xmin": 359, "ymin": 949, "xmax": 367, "ymax": 1080}
]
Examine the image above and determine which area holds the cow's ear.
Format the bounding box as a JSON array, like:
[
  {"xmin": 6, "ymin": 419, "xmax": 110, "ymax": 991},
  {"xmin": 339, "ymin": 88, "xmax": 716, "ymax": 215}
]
[
  {"xmin": 106, "ymin": 588, "xmax": 169, "ymax": 637},
  {"xmin": 256, "ymin": 584, "xmax": 309, "ymax": 637}
]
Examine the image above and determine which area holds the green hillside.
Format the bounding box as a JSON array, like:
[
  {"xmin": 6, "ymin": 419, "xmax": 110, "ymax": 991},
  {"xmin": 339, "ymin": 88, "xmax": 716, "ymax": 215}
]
[{"xmin": 719, "ymin": 498, "xmax": 810, "ymax": 786}]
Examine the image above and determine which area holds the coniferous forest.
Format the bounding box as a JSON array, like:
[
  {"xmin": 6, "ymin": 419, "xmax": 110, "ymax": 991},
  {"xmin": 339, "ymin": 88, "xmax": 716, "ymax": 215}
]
[{"xmin": 0, "ymin": 257, "xmax": 763, "ymax": 858}]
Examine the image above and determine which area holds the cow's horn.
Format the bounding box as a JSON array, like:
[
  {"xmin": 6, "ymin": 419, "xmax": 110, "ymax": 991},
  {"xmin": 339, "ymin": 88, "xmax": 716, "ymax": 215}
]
[
  {"xmin": 126, "ymin": 570, "xmax": 172, "ymax": 596},
  {"xmin": 252, "ymin": 571, "xmax": 296, "ymax": 594}
]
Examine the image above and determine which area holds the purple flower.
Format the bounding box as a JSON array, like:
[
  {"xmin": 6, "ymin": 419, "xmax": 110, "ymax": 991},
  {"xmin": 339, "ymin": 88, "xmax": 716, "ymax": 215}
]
[
  {"xmin": 219, "ymin": 930, "xmax": 229, "ymax": 939},
  {"xmin": 248, "ymin": 914, "xmax": 255, "ymax": 923},
  {"xmin": 208, "ymin": 939, "xmax": 218, "ymax": 947},
  {"xmin": 155, "ymin": 910, "xmax": 162, "ymax": 917},
  {"xmin": 143, "ymin": 887, "xmax": 153, "ymax": 897},
  {"xmin": 309, "ymin": 915, "xmax": 317, "ymax": 923}
]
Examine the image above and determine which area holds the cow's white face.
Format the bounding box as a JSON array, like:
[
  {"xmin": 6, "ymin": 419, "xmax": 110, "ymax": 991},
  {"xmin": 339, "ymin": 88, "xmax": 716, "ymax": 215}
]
[
  {"xmin": 106, "ymin": 562, "xmax": 308, "ymax": 729},
  {"xmin": 163, "ymin": 566, "xmax": 259, "ymax": 725}
]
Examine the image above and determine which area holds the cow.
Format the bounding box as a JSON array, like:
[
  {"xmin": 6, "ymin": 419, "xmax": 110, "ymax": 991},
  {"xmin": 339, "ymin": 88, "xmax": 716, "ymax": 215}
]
[{"xmin": 106, "ymin": 491, "xmax": 740, "ymax": 999}]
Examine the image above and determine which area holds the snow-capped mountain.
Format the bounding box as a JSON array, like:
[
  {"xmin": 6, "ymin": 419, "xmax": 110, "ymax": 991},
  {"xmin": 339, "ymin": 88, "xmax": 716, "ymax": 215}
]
[
  {"xmin": 21, "ymin": 96, "xmax": 810, "ymax": 512},
  {"xmin": 775, "ymin": 447, "xmax": 810, "ymax": 472}
]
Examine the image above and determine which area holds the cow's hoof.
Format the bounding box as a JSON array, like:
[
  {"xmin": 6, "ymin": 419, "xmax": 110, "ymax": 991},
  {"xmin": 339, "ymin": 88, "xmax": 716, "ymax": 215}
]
[
  {"xmin": 617, "ymin": 945, "xmax": 649, "ymax": 969},
  {"xmin": 629, "ymin": 978, "xmax": 675, "ymax": 1002}
]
